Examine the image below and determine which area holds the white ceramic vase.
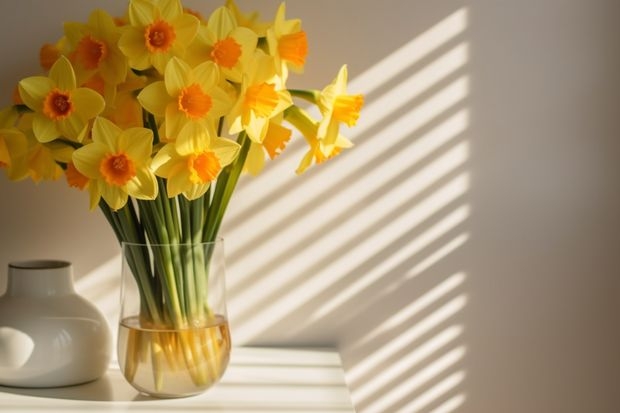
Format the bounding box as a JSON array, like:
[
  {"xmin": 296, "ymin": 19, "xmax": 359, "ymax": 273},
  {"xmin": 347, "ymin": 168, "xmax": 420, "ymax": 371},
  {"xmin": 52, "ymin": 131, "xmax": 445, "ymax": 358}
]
[{"xmin": 0, "ymin": 260, "xmax": 112, "ymax": 387}]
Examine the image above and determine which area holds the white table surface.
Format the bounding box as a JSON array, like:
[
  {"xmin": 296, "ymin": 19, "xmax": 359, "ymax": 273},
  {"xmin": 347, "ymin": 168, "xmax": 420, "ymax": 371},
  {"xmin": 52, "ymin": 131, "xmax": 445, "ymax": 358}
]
[{"xmin": 0, "ymin": 347, "xmax": 355, "ymax": 413}]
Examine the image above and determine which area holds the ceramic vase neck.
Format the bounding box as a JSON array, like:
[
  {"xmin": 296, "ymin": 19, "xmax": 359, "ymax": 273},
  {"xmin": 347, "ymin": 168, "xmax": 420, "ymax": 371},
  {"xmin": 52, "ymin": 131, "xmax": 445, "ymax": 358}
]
[{"xmin": 6, "ymin": 260, "xmax": 76, "ymax": 297}]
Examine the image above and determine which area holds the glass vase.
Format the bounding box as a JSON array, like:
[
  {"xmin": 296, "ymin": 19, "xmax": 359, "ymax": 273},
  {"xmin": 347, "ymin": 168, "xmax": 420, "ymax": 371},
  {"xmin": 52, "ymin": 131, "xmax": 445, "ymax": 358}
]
[{"xmin": 118, "ymin": 240, "xmax": 231, "ymax": 398}]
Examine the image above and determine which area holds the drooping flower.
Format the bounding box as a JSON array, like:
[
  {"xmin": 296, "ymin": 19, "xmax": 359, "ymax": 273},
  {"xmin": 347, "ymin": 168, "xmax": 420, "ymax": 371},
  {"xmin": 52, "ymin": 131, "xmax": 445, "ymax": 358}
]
[
  {"xmin": 244, "ymin": 116, "xmax": 291, "ymax": 176},
  {"xmin": 266, "ymin": 3, "xmax": 308, "ymax": 80},
  {"xmin": 227, "ymin": 51, "xmax": 292, "ymax": 143},
  {"xmin": 185, "ymin": 6, "xmax": 257, "ymax": 83},
  {"xmin": 317, "ymin": 65, "xmax": 363, "ymax": 156},
  {"xmin": 285, "ymin": 105, "xmax": 352, "ymax": 174},
  {"xmin": 63, "ymin": 9, "xmax": 128, "ymax": 87},
  {"xmin": 152, "ymin": 122, "xmax": 240, "ymax": 199},
  {"xmin": 138, "ymin": 57, "xmax": 232, "ymax": 145},
  {"xmin": 118, "ymin": 0, "xmax": 200, "ymax": 74},
  {"xmin": 72, "ymin": 117, "xmax": 158, "ymax": 210},
  {"xmin": 18, "ymin": 56, "xmax": 105, "ymax": 143}
]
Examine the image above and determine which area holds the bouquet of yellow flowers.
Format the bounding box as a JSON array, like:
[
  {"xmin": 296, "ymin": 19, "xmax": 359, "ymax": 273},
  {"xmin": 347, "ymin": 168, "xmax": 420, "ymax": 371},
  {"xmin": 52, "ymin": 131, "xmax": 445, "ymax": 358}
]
[{"xmin": 0, "ymin": 0, "xmax": 362, "ymax": 397}]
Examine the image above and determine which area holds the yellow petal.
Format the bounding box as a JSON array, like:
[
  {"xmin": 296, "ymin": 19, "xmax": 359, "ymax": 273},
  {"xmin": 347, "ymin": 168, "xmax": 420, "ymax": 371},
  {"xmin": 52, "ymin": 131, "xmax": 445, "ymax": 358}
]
[
  {"xmin": 175, "ymin": 122, "xmax": 211, "ymax": 155},
  {"xmin": 32, "ymin": 115, "xmax": 60, "ymax": 143},
  {"xmin": 73, "ymin": 142, "xmax": 107, "ymax": 178},
  {"xmin": 58, "ymin": 115, "xmax": 87, "ymax": 141},
  {"xmin": 72, "ymin": 88, "xmax": 105, "ymax": 119},
  {"xmin": 192, "ymin": 61, "xmax": 220, "ymax": 90},
  {"xmin": 49, "ymin": 56, "xmax": 77, "ymax": 91},
  {"xmin": 126, "ymin": 167, "xmax": 158, "ymax": 200},
  {"xmin": 152, "ymin": 143, "xmax": 176, "ymax": 175},
  {"xmin": 18, "ymin": 77, "xmax": 53, "ymax": 112},
  {"xmin": 119, "ymin": 28, "xmax": 151, "ymax": 70},
  {"xmin": 92, "ymin": 117, "xmax": 122, "ymax": 150},
  {"xmin": 243, "ymin": 141, "xmax": 264, "ymax": 176},
  {"xmin": 207, "ymin": 7, "xmax": 236, "ymax": 39},
  {"xmin": 212, "ymin": 137, "xmax": 240, "ymax": 167},
  {"xmin": 128, "ymin": 0, "xmax": 155, "ymax": 26},
  {"xmin": 120, "ymin": 127, "xmax": 153, "ymax": 162},
  {"xmin": 171, "ymin": 13, "xmax": 200, "ymax": 47},
  {"xmin": 164, "ymin": 57, "xmax": 191, "ymax": 97},
  {"xmin": 138, "ymin": 81, "xmax": 170, "ymax": 116},
  {"xmin": 183, "ymin": 182, "xmax": 209, "ymax": 200},
  {"xmin": 99, "ymin": 181, "xmax": 128, "ymax": 210}
]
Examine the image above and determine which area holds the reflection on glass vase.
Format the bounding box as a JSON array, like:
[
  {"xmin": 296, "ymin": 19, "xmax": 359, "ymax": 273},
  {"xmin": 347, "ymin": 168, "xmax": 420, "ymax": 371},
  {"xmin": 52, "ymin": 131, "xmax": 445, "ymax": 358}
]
[{"xmin": 118, "ymin": 239, "xmax": 231, "ymax": 398}]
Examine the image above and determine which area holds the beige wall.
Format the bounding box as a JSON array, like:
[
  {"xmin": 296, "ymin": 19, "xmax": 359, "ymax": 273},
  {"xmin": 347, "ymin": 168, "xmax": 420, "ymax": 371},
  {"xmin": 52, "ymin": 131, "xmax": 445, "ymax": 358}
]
[{"xmin": 1, "ymin": 1, "xmax": 619, "ymax": 412}]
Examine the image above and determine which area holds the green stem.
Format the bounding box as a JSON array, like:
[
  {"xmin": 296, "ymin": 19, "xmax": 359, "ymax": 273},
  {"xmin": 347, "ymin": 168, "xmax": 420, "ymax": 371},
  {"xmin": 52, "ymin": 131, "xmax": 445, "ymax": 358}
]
[{"xmin": 203, "ymin": 131, "xmax": 251, "ymax": 243}]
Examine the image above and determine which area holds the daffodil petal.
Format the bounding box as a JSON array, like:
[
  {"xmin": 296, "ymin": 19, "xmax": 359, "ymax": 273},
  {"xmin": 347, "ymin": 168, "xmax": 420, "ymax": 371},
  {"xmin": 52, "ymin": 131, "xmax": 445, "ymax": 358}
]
[
  {"xmin": 152, "ymin": 143, "xmax": 176, "ymax": 174},
  {"xmin": 183, "ymin": 182, "xmax": 209, "ymax": 201},
  {"xmin": 244, "ymin": 141, "xmax": 264, "ymax": 176},
  {"xmin": 207, "ymin": 7, "xmax": 236, "ymax": 39},
  {"xmin": 121, "ymin": 127, "xmax": 153, "ymax": 161},
  {"xmin": 164, "ymin": 57, "xmax": 191, "ymax": 97},
  {"xmin": 192, "ymin": 61, "xmax": 219, "ymax": 90},
  {"xmin": 119, "ymin": 27, "xmax": 152, "ymax": 70},
  {"xmin": 32, "ymin": 115, "xmax": 60, "ymax": 143},
  {"xmin": 72, "ymin": 142, "xmax": 107, "ymax": 178},
  {"xmin": 18, "ymin": 77, "xmax": 53, "ymax": 111},
  {"xmin": 128, "ymin": 0, "xmax": 155, "ymax": 26},
  {"xmin": 49, "ymin": 56, "xmax": 77, "ymax": 90},
  {"xmin": 159, "ymin": 0, "xmax": 183, "ymax": 20},
  {"xmin": 212, "ymin": 137, "xmax": 240, "ymax": 167},
  {"xmin": 138, "ymin": 81, "xmax": 170, "ymax": 117},
  {"xmin": 126, "ymin": 167, "xmax": 158, "ymax": 200},
  {"xmin": 72, "ymin": 88, "xmax": 105, "ymax": 119},
  {"xmin": 99, "ymin": 181, "xmax": 127, "ymax": 210},
  {"xmin": 172, "ymin": 14, "xmax": 200, "ymax": 46},
  {"xmin": 58, "ymin": 116, "xmax": 87, "ymax": 141},
  {"xmin": 92, "ymin": 117, "xmax": 122, "ymax": 150}
]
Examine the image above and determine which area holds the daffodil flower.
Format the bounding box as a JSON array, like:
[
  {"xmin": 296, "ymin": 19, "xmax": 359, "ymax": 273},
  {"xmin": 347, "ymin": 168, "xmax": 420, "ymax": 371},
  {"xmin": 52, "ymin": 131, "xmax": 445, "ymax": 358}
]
[
  {"xmin": 244, "ymin": 117, "xmax": 291, "ymax": 176},
  {"xmin": 186, "ymin": 6, "xmax": 258, "ymax": 83},
  {"xmin": 317, "ymin": 65, "xmax": 363, "ymax": 156},
  {"xmin": 266, "ymin": 3, "xmax": 308, "ymax": 80},
  {"xmin": 64, "ymin": 9, "xmax": 128, "ymax": 87},
  {"xmin": 18, "ymin": 56, "xmax": 105, "ymax": 143},
  {"xmin": 152, "ymin": 123, "xmax": 240, "ymax": 200},
  {"xmin": 72, "ymin": 117, "xmax": 158, "ymax": 210},
  {"xmin": 118, "ymin": 0, "xmax": 200, "ymax": 74},
  {"xmin": 285, "ymin": 105, "xmax": 352, "ymax": 174},
  {"xmin": 138, "ymin": 57, "xmax": 232, "ymax": 145},
  {"xmin": 227, "ymin": 51, "xmax": 292, "ymax": 143}
]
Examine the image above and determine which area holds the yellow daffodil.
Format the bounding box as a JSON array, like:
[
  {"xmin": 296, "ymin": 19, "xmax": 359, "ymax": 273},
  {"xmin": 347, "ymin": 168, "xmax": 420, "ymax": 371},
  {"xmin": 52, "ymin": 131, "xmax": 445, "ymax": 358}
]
[
  {"xmin": 118, "ymin": 0, "xmax": 200, "ymax": 74},
  {"xmin": 227, "ymin": 51, "xmax": 292, "ymax": 143},
  {"xmin": 285, "ymin": 105, "xmax": 352, "ymax": 174},
  {"xmin": 317, "ymin": 65, "xmax": 363, "ymax": 156},
  {"xmin": 18, "ymin": 56, "xmax": 105, "ymax": 143},
  {"xmin": 225, "ymin": 0, "xmax": 270, "ymax": 37},
  {"xmin": 64, "ymin": 9, "xmax": 128, "ymax": 88},
  {"xmin": 138, "ymin": 57, "xmax": 232, "ymax": 145},
  {"xmin": 266, "ymin": 3, "xmax": 308, "ymax": 80},
  {"xmin": 72, "ymin": 117, "xmax": 158, "ymax": 210},
  {"xmin": 152, "ymin": 123, "xmax": 240, "ymax": 200},
  {"xmin": 186, "ymin": 6, "xmax": 258, "ymax": 83},
  {"xmin": 244, "ymin": 117, "xmax": 291, "ymax": 176}
]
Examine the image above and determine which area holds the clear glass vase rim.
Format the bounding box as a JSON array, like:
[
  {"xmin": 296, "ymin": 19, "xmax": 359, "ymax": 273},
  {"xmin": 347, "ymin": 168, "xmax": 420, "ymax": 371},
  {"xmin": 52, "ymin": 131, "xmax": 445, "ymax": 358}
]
[
  {"xmin": 121, "ymin": 237, "xmax": 224, "ymax": 247},
  {"xmin": 9, "ymin": 260, "xmax": 71, "ymax": 270}
]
